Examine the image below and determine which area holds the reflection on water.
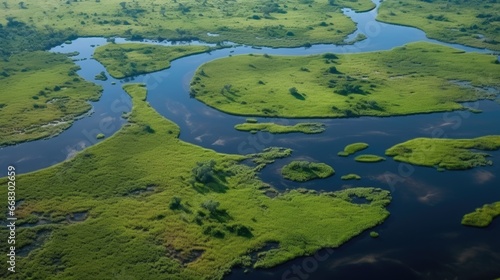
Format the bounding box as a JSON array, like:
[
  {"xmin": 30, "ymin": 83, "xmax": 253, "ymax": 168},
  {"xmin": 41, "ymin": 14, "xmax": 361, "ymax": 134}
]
[{"xmin": 0, "ymin": 0, "xmax": 499, "ymax": 279}]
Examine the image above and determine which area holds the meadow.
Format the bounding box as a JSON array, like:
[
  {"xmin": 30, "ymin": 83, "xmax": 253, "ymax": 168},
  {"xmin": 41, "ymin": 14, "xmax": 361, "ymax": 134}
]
[
  {"xmin": 378, "ymin": 0, "xmax": 500, "ymax": 51},
  {"xmin": 94, "ymin": 43, "xmax": 211, "ymax": 78},
  {"xmin": 462, "ymin": 202, "xmax": 500, "ymax": 227},
  {"xmin": 0, "ymin": 0, "xmax": 375, "ymax": 49},
  {"xmin": 281, "ymin": 160, "xmax": 334, "ymax": 182},
  {"xmin": 0, "ymin": 51, "xmax": 101, "ymax": 146},
  {"xmin": 190, "ymin": 42, "xmax": 500, "ymax": 118},
  {"xmin": 385, "ymin": 136, "xmax": 500, "ymax": 170},
  {"xmin": 338, "ymin": 142, "xmax": 369, "ymax": 157},
  {"xmin": 354, "ymin": 154, "xmax": 386, "ymax": 163},
  {"xmin": 0, "ymin": 84, "xmax": 391, "ymax": 279},
  {"xmin": 234, "ymin": 121, "xmax": 325, "ymax": 134}
]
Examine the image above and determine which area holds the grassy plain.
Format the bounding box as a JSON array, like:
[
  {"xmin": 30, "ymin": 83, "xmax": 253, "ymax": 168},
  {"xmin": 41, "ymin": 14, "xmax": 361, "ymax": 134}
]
[
  {"xmin": 378, "ymin": 0, "xmax": 500, "ymax": 51},
  {"xmin": 281, "ymin": 160, "xmax": 335, "ymax": 182},
  {"xmin": 462, "ymin": 202, "xmax": 500, "ymax": 227},
  {"xmin": 234, "ymin": 121, "xmax": 325, "ymax": 134},
  {"xmin": 386, "ymin": 136, "xmax": 500, "ymax": 170},
  {"xmin": 338, "ymin": 142, "xmax": 369, "ymax": 157},
  {"xmin": 0, "ymin": 0, "xmax": 374, "ymax": 49},
  {"xmin": 0, "ymin": 51, "xmax": 101, "ymax": 146},
  {"xmin": 191, "ymin": 42, "xmax": 500, "ymax": 118},
  {"xmin": 0, "ymin": 84, "xmax": 391, "ymax": 279},
  {"xmin": 354, "ymin": 154, "xmax": 386, "ymax": 163},
  {"xmin": 94, "ymin": 43, "xmax": 211, "ymax": 78}
]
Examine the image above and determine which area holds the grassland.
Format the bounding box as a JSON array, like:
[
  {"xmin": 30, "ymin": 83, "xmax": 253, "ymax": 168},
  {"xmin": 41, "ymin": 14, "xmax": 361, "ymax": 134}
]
[
  {"xmin": 281, "ymin": 160, "xmax": 334, "ymax": 182},
  {"xmin": 462, "ymin": 202, "xmax": 500, "ymax": 227},
  {"xmin": 191, "ymin": 42, "xmax": 500, "ymax": 118},
  {"xmin": 0, "ymin": 84, "xmax": 391, "ymax": 279},
  {"xmin": 378, "ymin": 0, "xmax": 500, "ymax": 51},
  {"xmin": 94, "ymin": 43, "xmax": 211, "ymax": 78},
  {"xmin": 0, "ymin": 51, "xmax": 102, "ymax": 146},
  {"xmin": 386, "ymin": 136, "xmax": 500, "ymax": 170},
  {"xmin": 341, "ymin": 174, "xmax": 361, "ymax": 180},
  {"xmin": 234, "ymin": 121, "xmax": 325, "ymax": 134},
  {"xmin": 354, "ymin": 155, "xmax": 386, "ymax": 163},
  {"xmin": 0, "ymin": 0, "xmax": 375, "ymax": 49},
  {"xmin": 338, "ymin": 142, "xmax": 369, "ymax": 157}
]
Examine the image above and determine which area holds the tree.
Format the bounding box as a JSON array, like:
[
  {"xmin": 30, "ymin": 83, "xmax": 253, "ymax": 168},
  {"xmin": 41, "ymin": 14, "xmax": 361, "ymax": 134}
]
[
  {"xmin": 119, "ymin": 1, "xmax": 126, "ymax": 9},
  {"xmin": 160, "ymin": 6, "xmax": 166, "ymax": 16},
  {"xmin": 169, "ymin": 196, "xmax": 182, "ymax": 210},
  {"xmin": 201, "ymin": 200, "xmax": 220, "ymax": 214},
  {"xmin": 18, "ymin": 1, "xmax": 26, "ymax": 9},
  {"xmin": 192, "ymin": 160, "xmax": 216, "ymax": 183}
]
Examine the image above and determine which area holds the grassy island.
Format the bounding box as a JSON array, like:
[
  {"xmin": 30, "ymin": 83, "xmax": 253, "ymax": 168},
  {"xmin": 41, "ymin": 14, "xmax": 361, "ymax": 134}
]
[
  {"xmin": 94, "ymin": 43, "xmax": 211, "ymax": 78},
  {"xmin": 0, "ymin": 51, "xmax": 102, "ymax": 146},
  {"xmin": 281, "ymin": 161, "xmax": 335, "ymax": 182},
  {"xmin": 341, "ymin": 174, "xmax": 362, "ymax": 180},
  {"xmin": 190, "ymin": 42, "xmax": 500, "ymax": 118},
  {"xmin": 378, "ymin": 0, "xmax": 500, "ymax": 51},
  {"xmin": 354, "ymin": 155, "xmax": 386, "ymax": 163},
  {"xmin": 234, "ymin": 122, "xmax": 325, "ymax": 134},
  {"xmin": 338, "ymin": 143, "xmax": 369, "ymax": 157},
  {"xmin": 386, "ymin": 136, "xmax": 500, "ymax": 170},
  {"xmin": 462, "ymin": 202, "xmax": 500, "ymax": 228},
  {"xmin": 0, "ymin": 84, "xmax": 391, "ymax": 279}
]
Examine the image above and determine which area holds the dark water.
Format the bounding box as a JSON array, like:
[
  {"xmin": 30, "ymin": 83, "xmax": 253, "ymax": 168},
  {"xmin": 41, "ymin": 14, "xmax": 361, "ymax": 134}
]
[{"xmin": 1, "ymin": 0, "xmax": 499, "ymax": 279}]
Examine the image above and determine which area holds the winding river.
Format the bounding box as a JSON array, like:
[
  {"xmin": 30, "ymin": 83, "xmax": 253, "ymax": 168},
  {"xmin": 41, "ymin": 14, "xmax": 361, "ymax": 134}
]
[{"xmin": 1, "ymin": 1, "xmax": 500, "ymax": 279}]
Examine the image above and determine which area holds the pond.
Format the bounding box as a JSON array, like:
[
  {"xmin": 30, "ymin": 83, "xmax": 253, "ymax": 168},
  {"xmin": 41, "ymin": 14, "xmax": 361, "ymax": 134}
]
[{"xmin": 0, "ymin": 0, "xmax": 499, "ymax": 279}]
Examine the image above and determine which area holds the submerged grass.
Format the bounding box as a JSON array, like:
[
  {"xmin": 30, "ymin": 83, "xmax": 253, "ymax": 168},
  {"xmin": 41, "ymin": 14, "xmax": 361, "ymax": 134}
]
[
  {"xmin": 94, "ymin": 43, "xmax": 211, "ymax": 78},
  {"xmin": 0, "ymin": 51, "xmax": 102, "ymax": 146},
  {"xmin": 385, "ymin": 136, "xmax": 500, "ymax": 170},
  {"xmin": 338, "ymin": 142, "xmax": 369, "ymax": 157},
  {"xmin": 191, "ymin": 42, "xmax": 500, "ymax": 118},
  {"xmin": 234, "ymin": 122, "xmax": 325, "ymax": 134},
  {"xmin": 462, "ymin": 202, "xmax": 500, "ymax": 227},
  {"xmin": 0, "ymin": 84, "xmax": 390, "ymax": 279},
  {"xmin": 281, "ymin": 161, "xmax": 334, "ymax": 182},
  {"xmin": 378, "ymin": 0, "xmax": 500, "ymax": 51}
]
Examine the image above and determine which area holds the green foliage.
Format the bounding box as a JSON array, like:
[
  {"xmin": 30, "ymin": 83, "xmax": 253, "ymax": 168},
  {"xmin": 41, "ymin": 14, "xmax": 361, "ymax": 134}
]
[
  {"xmin": 235, "ymin": 122, "xmax": 325, "ymax": 134},
  {"xmin": 0, "ymin": 83, "xmax": 391, "ymax": 279},
  {"xmin": 94, "ymin": 71, "xmax": 108, "ymax": 81},
  {"xmin": 193, "ymin": 160, "xmax": 216, "ymax": 183},
  {"xmin": 0, "ymin": 51, "xmax": 101, "ymax": 146},
  {"xmin": 281, "ymin": 160, "xmax": 334, "ymax": 182},
  {"xmin": 248, "ymin": 147, "xmax": 293, "ymax": 167},
  {"xmin": 462, "ymin": 202, "xmax": 500, "ymax": 227},
  {"xmin": 191, "ymin": 43, "xmax": 499, "ymax": 118},
  {"xmin": 385, "ymin": 136, "xmax": 500, "ymax": 170},
  {"xmin": 96, "ymin": 133, "xmax": 105, "ymax": 139},
  {"xmin": 378, "ymin": 0, "xmax": 500, "ymax": 50},
  {"xmin": 94, "ymin": 43, "xmax": 210, "ymax": 78},
  {"xmin": 338, "ymin": 142, "xmax": 369, "ymax": 156},
  {"xmin": 341, "ymin": 174, "xmax": 361, "ymax": 180},
  {"xmin": 354, "ymin": 154, "xmax": 386, "ymax": 163},
  {"xmin": 370, "ymin": 231, "xmax": 379, "ymax": 238}
]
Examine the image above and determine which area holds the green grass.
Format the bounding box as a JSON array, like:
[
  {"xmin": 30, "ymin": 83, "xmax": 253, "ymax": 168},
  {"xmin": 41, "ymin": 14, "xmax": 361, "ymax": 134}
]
[
  {"xmin": 378, "ymin": 0, "xmax": 500, "ymax": 51},
  {"xmin": 462, "ymin": 202, "xmax": 500, "ymax": 227},
  {"xmin": 0, "ymin": 51, "xmax": 102, "ymax": 146},
  {"xmin": 385, "ymin": 136, "xmax": 500, "ymax": 170},
  {"xmin": 281, "ymin": 160, "xmax": 335, "ymax": 182},
  {"xmin": 341, "ymin": 174, "xmax": 361, "ymax": 180},
  {"xmin": 354, "ymin": 154, "xmax": 386, "ymax": 163},
  {"xmin": 338, "ymin": 142, "xmax": 369, "ymax": 157},
  {"xmin": 191, "ymin": 42, "xmax": 500, "ymax": 118},
  {"xmin": 0, "ymin": 84, "xmax": 391, "ymax": 279},
  {"xmin": 234, "ymin": 122, "xmax": 325, "ymax": 134},
  {"xmin": 369, "ymin": 231, "xmax": 379, "ymax": 238},
  {"xmin": 94, "ymin": 43, "xmax": 211, "ymax": 78},
  {"xmin": 0, "ymin": 0, "xmax": 375, "ymax": 49}
]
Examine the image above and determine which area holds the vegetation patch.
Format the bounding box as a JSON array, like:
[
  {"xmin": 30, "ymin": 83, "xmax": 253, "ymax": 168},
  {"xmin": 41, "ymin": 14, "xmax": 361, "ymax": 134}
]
[
  {"xmin": 0, "ymin": 84, "xmax": 390, "ymax": 279},
  {"xmin": 385, "ymin": 136, "xmax": 500, "ymax": 170},
  {"xmin": 94, "ymin": 43, "xmax": 210, "ymax": 78},
  {"xmin": 378, "ymin": 0, "xmax": 500, "ymax": 50},
  {"xmin": 354, "ymin": 155, "xmax": 386, "ymax": 163},
  {"xmin": 235, "ymin": 122, "xmax": 325, "ymax": 134},
  {"xmin": 341, "ymin": 174, "xmax": 361, "ymax": 180},
  {"xmin": 369, "ymin": 231, "xmax": 379, "ymax": 238},
  {"xmin": 338, "ymin": 142, "xmax": 369, "ymax": 157},
  {"xmin": 191, "ymin": 43, "xmax": 500, "ymax": 118},
  {"xmin": 281, "ymin": 161, "xmax": 334, "ymax": 182},
  {"xmin": 0, "ymin": 51, "xmax": 102, "ymax": 146},
  {"xmin": 462, "ymin": 202, "xmax": 500, "ymax": 227},
  {"xmin": 94, "ymin": 71, "xmax": 108, "ymax": 81}
]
